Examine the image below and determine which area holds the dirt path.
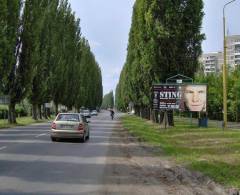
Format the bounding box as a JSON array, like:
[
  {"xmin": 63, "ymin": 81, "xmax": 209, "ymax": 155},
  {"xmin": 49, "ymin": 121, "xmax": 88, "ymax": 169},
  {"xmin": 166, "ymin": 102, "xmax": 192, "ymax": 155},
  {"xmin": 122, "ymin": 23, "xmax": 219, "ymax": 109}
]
[{"xmin": 102, "ymin": 123, "xmax": 231, "ymax": 195}]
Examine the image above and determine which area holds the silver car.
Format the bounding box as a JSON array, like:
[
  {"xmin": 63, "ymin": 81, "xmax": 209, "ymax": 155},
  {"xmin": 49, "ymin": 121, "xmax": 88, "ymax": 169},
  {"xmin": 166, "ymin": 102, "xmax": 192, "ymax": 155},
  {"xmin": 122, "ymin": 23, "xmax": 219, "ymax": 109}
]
[
  {"xmin": 81, "ymin": 109, "xmax": 91, "ymax": 118},
  {"xmin": 51, "ymin": 113, "xmax": 90, "ymax": 142},
  {"xmin": 91, "ymin": 110, "xmax": 98, "ymax": 116}
]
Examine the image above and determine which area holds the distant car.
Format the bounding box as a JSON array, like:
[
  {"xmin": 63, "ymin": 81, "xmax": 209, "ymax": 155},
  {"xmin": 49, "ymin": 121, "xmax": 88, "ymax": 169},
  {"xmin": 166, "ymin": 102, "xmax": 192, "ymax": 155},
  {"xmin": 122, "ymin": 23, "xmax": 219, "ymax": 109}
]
[
  {"xmin": 91, "ymin": 110, "xmax": 98, "ymax": 116},
  {"xmin": 51, "ymin": 113, "xmax": 90, "ymax": 142},
  {"xmin": 81, "ymin": 109, "xmax": 91, "ymax": 118}
]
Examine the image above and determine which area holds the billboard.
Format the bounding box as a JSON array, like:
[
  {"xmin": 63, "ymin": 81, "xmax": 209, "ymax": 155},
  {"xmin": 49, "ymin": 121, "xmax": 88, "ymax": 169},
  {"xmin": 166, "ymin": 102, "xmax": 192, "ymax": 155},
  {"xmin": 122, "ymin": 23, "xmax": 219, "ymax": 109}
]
[
  {"xmin": 153, "ymin": 85, "xmax": 181, "ymax": 110},
  {"xmin": 153, "ymin": 84, "xmax": 207, "ymax": 112}
]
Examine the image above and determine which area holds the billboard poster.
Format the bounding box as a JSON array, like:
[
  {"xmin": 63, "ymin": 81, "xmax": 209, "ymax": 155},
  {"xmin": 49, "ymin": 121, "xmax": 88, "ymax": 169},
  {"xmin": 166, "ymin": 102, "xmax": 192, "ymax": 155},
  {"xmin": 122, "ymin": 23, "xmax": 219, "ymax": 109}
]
[
  {"xmin": 153, "ymin": 84, "xmax": 207, "ymax": 112},
  {"xmin": 153, "ymin": 85, "xmax": 181, "ymax": 110}
]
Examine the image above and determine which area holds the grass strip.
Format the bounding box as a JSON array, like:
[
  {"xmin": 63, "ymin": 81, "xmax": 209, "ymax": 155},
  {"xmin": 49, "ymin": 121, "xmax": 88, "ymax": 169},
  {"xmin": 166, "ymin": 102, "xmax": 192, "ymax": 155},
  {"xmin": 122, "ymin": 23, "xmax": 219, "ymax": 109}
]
[
  {"xmin": 0, "ymin": 116, "xmax": 53, "ymax": 129},
  {"xmin": 121, "ymin": 115, "xmax": 240, "ymax": 188}
]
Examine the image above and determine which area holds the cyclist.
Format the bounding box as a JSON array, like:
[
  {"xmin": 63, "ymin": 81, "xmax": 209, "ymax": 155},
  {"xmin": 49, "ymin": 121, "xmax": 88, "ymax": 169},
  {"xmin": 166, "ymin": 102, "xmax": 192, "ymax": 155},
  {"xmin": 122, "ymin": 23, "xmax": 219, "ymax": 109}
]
[{"xmin": 110, "ymin": 109, "xmax": 115, "ymax": 120}]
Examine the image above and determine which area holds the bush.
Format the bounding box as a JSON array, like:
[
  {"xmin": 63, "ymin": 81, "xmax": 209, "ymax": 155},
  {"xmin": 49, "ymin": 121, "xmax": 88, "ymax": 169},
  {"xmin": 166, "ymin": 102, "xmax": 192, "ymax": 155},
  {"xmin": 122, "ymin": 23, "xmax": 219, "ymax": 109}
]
[
  {"xmin": 0, "ymin": 105, "xmax": 28, "ymax": 119},
  {"xmin": 15, "ymin": 106, "xmax": 28, "ymax": 117},
  {"xmin": 0, "ymin": 105, "xmax": 8, "ymax": 119}
]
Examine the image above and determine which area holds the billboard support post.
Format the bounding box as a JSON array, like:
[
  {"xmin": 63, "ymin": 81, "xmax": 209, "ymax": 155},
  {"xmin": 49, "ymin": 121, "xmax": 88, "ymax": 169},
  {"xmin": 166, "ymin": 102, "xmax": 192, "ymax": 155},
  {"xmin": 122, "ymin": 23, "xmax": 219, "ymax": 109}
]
[{"xmin": 166, "ymin": 74, "xmax": 194, "ymax": 126}]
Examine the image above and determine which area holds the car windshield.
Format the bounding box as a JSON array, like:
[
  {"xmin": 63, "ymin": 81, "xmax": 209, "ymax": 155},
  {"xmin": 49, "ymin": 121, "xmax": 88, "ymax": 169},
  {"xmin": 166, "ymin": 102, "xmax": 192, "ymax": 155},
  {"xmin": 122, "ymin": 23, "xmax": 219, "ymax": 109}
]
[{"xmin": 56, "ymin": 114, "xmax": 80, "ymax": 122}]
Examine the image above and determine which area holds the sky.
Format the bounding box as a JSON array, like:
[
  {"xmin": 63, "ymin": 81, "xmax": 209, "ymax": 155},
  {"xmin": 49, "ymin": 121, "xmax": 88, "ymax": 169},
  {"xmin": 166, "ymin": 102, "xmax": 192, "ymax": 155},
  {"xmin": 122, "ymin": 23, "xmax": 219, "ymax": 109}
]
[
  {"xmin": 202, "ymin": 0, "xmax": 240, "ymax": 53},
  {"xmin": 69, "ymin": 0, "xmax": 240, "ymax": 96}
]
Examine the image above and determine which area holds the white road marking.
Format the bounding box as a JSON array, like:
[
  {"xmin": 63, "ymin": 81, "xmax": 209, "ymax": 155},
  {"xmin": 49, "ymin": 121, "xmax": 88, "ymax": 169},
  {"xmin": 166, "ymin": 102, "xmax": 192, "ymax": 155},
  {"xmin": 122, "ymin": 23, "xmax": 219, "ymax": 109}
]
[
  {"xmin": 35, "ymin": 133, "xmax": 47, "ymax": 138},
  {"xmin": 0, "ymin": 146, "xmax": 7, "ymax": 151}
]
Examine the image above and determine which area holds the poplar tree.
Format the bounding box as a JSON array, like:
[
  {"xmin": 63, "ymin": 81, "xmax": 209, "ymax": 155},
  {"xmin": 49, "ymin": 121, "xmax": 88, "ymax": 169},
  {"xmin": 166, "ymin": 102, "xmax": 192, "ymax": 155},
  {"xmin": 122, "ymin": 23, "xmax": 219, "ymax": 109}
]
[
  {"xmin": 49, "ymin": 0, "xmax": 69, "ymax": 113},
  {"xmin": 0, "ymin": 0, "xmax": 22, "ymax": 123},
  {"xmin": 0, "ymin": 0, "xmax": 103, "ymax": 122},
  {"xmin": 102, "ymin": 91, "xmax": 114, "ymax": 109},
  {"xmin": 116, "ymin": 0, "xmax": 205, "ymax": 122},
  {"xmin": 28, "ymin": 0, "xmax": 59, "ymax": 119}
]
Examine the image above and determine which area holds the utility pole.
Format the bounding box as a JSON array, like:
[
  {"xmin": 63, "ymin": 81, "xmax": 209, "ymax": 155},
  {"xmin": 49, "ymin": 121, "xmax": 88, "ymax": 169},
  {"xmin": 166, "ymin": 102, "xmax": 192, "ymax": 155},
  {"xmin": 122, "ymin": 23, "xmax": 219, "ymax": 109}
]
[{"xmin": 222, "ymin": 0, "xmax": 237, "ymax": 129}]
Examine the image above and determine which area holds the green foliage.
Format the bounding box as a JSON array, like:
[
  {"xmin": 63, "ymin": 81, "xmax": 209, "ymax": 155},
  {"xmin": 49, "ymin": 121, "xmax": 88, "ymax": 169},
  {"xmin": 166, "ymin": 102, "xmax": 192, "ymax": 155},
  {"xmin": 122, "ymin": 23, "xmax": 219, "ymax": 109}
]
[
  {"xmin": 0, "ymin": 116, "xmax": 51, "ymax": 129},
  {"xmin": 195, "ymin": 69, "xmax": 240, "ymax": 121},
  {"xmin": 47, "ymin": 1, "xmax": 103, "ymax": 111},
  {"xmin": 0, "ymin": 0, "xmax": 103, "ymax": 122},
  {"xmin": 0, "ymin": 0, "xmax": 21, "ymax": 90},
  {"xmin": 28, "ymin": 0, "xmax": 59, "ymax": 107},
  {"xmin": 0, "ymin": 103, "xmax": 28, "ymax": 119},
  {"xmin": 0, "ymin": 105, "xmax": 8, "ymax": 119},
  {"xmin": 195, "ymin": 73, "xmax": 223, "ymax": 120},
  {"xmin": 228, "ymin": 67, "xmax": 240, "ymax": 121},
  {"xmin": 76, "ymin": 39, "xmax": 103, "ymax": 109},
  {"xmin": 116, "ymin": 0, "xmax": 205, "ymax": 112},
  {"xmin": 101, "ymin": 91, "xmax": 114, "ymax": 109}
]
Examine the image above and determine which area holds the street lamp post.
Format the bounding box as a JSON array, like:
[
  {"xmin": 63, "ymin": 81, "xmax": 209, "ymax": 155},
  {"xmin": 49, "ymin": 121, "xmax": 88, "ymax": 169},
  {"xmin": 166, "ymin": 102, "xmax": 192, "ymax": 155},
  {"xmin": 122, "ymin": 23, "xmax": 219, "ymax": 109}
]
[{"xmin": 222, "ymin": 0, "xmax": 237, "ymax": 129}]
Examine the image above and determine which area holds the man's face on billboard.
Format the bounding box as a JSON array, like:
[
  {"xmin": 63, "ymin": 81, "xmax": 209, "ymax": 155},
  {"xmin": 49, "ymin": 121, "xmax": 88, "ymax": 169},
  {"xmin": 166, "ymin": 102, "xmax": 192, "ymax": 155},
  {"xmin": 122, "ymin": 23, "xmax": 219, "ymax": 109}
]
[{"xmin": 184, "ymin": 85, "xmax": 206, "ymax": 112}]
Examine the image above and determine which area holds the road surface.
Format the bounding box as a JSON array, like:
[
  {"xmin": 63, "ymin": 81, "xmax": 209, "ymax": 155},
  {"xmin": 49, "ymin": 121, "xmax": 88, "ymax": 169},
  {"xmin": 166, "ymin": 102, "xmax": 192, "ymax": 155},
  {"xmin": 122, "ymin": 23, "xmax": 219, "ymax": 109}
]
[
  {"xmin": 0, "ymin": 111, "xmax": 229, "ymax": 195},
  {"xmin": 0, "ymin": 111, "xmax": 117, "ymax": 195}
]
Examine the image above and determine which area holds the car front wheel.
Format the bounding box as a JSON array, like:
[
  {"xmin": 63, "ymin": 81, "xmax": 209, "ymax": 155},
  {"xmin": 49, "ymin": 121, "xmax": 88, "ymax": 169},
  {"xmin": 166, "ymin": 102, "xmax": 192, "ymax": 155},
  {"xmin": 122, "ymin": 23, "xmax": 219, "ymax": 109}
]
[
  {"xmin": 51, "ymin": 137, "xmax": 57, "ymax": 142},
  {"xmin": 86, "ymin": 131, "xmax": 90, "ymax": 140},
  {"xmin": 80, "ymin": 134, "xmax": 86, "ymax": 143}
]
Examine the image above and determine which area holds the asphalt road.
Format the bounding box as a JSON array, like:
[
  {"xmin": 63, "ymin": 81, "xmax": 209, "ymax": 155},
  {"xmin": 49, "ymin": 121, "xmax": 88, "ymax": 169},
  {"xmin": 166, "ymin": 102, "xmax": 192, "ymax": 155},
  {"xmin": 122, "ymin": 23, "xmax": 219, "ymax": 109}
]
[{"xmin": 0, "ymin": 111, "xmax": 119, "ymax": 195}]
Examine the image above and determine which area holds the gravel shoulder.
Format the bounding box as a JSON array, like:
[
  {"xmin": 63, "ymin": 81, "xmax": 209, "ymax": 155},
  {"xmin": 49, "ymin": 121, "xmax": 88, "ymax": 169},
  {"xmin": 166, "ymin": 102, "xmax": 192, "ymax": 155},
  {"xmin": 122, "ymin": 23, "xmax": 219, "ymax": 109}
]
[{"xmin": 102, "ymin": 123, "xmax": 230, "ymax": 195}]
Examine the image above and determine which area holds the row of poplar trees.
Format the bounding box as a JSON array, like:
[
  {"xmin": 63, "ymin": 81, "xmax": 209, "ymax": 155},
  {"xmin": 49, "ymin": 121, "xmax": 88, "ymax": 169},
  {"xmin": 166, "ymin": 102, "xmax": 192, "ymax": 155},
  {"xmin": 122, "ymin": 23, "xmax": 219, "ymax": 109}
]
[
  {"xmin": 116, "ymin": 0, "xmax": 205, "ymax": 122},
  {"xmin": 0, "ymin": 0, "xmax": 103, "ymax": 123},
  {"xmin": 101, "ymin": 91, "xmax": 114, "ymax": 109}
]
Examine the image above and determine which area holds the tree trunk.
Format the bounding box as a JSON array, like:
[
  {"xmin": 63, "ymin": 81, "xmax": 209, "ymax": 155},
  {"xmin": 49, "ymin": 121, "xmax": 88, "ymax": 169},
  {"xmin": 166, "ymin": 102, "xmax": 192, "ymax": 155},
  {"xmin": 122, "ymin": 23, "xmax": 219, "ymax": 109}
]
[
  {"xmin": 32, "ymin": 104, "xmax": 38, "ymax": 120},
  {"xmin": 38, "ymin": 104, "xmax": 42, "ymax": 120},
  {"xmin": 150, "ymin": 108, "xmax": 153, "ymax": 121},
  {"xmin": 159, "ymin": 111, "xmax": 169, "ymax": 129},
  {"xmin": 55, "ymin": 103, "xmax": 58, "ymax": 116},
  {"xmin": 140, "ymin": 107, "xmax": 143, "ymax": 118},
  {"xmin": 142, "ymin": 107, "xmax": 146, "ymax": 119},
  {"xmin": 134, "ymin": 106, "xmax": 140, "ymax": 116},
  {"xmin": 153, "ymin": 110, "xmax": 159, "ymax": 123},
  {"xmin": 47, "ymin": 108, "xmax": 51, "ymax": 118},
  {"xmin": 145, "ymin": 107, "xmax": 150, "ymax": 120},
  {"xmin": 8, "ymin": 102, "xmax": 16, "ymax": 124},
  {"xmin": 167, "ymin": 110, "xmax": 174, "ymax": 126},
  {"xmin": 152, "ymin": 110, "xmax": 155, "ymax": 122},
  {"xmin": 158, "ymin": 111, "xmax": 160, "ymax": 123},
  {"xmin": 147, "ymin": 108, "xmax": 150, "ymax": 120},
  {"xmin": 67, "ymin": 106, "xmax": 72, "ymax": 112},
  {"xmin": 159, "ymin": 112, "xmax": 164, "ymax": 124},
  {"xmin": 43, "ymin": 104, "xmax": 48, "ymax": 119}
]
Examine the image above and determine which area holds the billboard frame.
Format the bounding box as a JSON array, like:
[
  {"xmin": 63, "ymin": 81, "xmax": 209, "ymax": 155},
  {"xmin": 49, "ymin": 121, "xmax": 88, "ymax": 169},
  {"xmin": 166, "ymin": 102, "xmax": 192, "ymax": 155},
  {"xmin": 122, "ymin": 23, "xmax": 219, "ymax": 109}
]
[{"xmin": 153, "ymin": 83, "xmax": 208, "ymax": 112}]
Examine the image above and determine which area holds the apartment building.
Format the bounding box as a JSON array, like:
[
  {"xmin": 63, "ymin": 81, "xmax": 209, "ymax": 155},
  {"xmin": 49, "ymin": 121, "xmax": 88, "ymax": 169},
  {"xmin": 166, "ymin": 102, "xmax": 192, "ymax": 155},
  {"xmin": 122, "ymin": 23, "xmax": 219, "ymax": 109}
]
[
  {"xmin": 226, "ymin": 35, "xmax": 240, "ymax": 67},
  {"xmin": 201, "ymin": 35, "xmax": 240, "ymax": 74},
  {"xmin": 200, "ymin": 52, "xmax": 223, "ymax": 74}
]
